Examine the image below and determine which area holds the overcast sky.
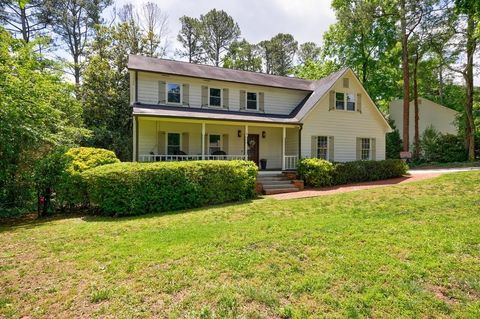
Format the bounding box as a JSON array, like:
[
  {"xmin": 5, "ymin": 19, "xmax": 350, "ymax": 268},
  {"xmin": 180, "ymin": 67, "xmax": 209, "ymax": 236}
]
[{"xmin": 114, "ymin": 0, "xmax": 337, "ymax": 58}]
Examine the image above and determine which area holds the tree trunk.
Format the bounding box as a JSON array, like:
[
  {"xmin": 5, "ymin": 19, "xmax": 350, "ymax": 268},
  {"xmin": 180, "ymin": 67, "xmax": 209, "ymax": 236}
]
[
  {"xmin": 20, "ymin": 6, "xmax": 29, "ymax": 42},
  {"xmin": 438, "ymin": 64, "xmax": 444, "ymax": 105},
  {"xmin": 400, "ymin": 0, "xmax": 410, "ymax": 153},
  {"xmin": 413, "ymin": 52, "xmax": 420, "ymax": 159},
  {"xmin": 464, "ymin": 13, "xmax": 476, "ymax": 161}
]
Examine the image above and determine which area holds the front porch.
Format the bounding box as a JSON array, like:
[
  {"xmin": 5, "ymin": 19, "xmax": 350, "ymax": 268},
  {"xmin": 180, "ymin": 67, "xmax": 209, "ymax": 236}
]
[{"xmin": 134, "ymin": 116, "xmax": 301, "ymax": 170}]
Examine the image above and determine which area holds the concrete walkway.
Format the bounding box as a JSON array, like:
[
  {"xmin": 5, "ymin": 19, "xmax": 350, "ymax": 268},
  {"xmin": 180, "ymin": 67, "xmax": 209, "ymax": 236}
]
[{"xmin": 269, "ymin": 167, "xmax": 479, "ymax": 201}]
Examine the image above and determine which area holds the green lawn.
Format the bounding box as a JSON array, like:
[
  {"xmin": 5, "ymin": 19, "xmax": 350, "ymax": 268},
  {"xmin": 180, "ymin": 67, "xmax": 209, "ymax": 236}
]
[{"xmin": 1, "ymin": 172, "xmax": 479, "ymax": 318}]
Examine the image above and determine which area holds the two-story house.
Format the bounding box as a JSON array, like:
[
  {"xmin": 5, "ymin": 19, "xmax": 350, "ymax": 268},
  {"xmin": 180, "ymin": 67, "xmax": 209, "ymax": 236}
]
[{"xmin": 128, "ymin": 55, "xmax": 391, "ymax": 170}]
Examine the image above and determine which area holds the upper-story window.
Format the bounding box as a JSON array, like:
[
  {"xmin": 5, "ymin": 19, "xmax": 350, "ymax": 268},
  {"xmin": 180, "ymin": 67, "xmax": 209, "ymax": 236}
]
[
  {"xmin": 167, "ymin": 83, "xmax": 182, "ymax": 104},
  {"xmin": 246, "ymin": 92, "xmax": 258, "ymax": 110},
  {"xmin": 335, "ymin": 92, "xmax": 356, "ymax": 111},
  {"xmin": 209, "ymin": 88, "xmax": 222, "ymax": 107}
]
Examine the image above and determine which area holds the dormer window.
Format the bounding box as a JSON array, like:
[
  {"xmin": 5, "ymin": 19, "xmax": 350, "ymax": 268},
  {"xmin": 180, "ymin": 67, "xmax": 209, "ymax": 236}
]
[
  {"xmin": 335, "ymin": 92, "xmax": 356, "ymax": 111},
  {"xmin": 209, "ymin": 88, "xmax": 222, "ymax": 107},
  {"xmin": 246, "ymin": 92, "xmax": 258, "ymax": 110},
  {"xmin": 167, "ymin": 83, "xmax": 182, "ymax": 104}
]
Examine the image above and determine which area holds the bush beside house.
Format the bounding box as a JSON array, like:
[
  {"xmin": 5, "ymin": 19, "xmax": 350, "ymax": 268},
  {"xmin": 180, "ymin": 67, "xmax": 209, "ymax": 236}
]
[
  {"xmin": 34, "ymin": 147, "xmax": 120, "ymax": 215},
  {"xmin": 298, "ymin": 158, "xmax": 408, "ymax": 188},
  {"xmin": 82, "ymin": 160, "xmax": 257, "ymax": 216}
]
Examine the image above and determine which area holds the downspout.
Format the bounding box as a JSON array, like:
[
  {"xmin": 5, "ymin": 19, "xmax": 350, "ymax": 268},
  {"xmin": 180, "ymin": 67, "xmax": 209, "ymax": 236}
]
[
  {"xmin": 135, "ymin": 115, "xmax": 139, "ymax": 162},
  {"xmin": 298, "ymin": 124, "xmax": 303, "ymax": 160},
  {"xmin": 135, "ymin": 71, "xmax": 138, "ymax": 103}
]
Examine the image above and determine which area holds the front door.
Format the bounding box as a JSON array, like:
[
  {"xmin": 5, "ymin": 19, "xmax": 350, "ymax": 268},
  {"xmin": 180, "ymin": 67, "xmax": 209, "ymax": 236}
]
[{"xmin": 247, "ymin": 134, "xmax": 259, "ymax": 165}]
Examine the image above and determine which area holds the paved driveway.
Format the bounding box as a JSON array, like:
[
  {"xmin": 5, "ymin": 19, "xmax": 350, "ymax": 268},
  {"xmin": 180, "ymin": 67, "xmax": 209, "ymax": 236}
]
[{"xmin": 270, "ymin": 167, "xmax": 479, "ymax": 200}]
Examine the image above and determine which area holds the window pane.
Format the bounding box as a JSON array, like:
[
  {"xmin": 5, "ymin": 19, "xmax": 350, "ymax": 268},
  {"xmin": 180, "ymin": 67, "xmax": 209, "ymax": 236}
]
[
  {"xmin": 317, "ymin": 136, "xmax": 328, "ymax": 160},
  {"xmin": 336, "ymin": 92, "xmax": 345, "ymax": 110},
  {"xmin": 168, "ymin": 133, "xmax": 180, "ymax": 146},
  {"xmin": 246, "ymin": 92, "xmax": 257, "ymax": 110},
  {"xmin": 209, "ymin": 88, "xmax": 221, "ymax": 106},
  {"xmin": 209, "ymin": 134, "xmax": 221, "ymax": 154},
  {"xmin": 346, "ymin": 93, "xmax": 355, "ymax": 111},
  {"xmin": 361, "ymin": 138, "xmax": 370, "ymax": 160},
  {"xmin": 167, "ymin": 83, "xmax": 181, "ymax": 103},
  {"xmin": 247, "ymin": 92, "xmax": 257, "ymax": 100}
]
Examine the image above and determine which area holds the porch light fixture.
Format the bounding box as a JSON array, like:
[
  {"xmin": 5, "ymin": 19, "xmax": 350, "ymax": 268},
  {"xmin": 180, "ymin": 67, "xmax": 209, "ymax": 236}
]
[
  {"xmin": 237, "ymin": 130, "xmax": 242, "ymax": 138},
  {"xmin": 262, "ymin": 131, "xmax": 266, "ymax": 138}
]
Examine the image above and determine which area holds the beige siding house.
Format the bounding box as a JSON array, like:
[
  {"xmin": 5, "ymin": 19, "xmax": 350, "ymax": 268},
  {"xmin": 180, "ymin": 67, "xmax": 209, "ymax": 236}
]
[
  {"xmin": 128, "ymin": 55, "xmax": 391, "ymax": 170},
  {"xmin": 389, "ymin": 98, "xmax": 459, "ymax": 147}
]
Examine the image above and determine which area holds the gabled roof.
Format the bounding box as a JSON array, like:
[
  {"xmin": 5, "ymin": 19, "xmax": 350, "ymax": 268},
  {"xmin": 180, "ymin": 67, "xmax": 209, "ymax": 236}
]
[
  {"xmin": 290, "ymin": 68, "xmax": 348, "ymax": 120},
  {"xmin": 128, "ymin": 55, "xmax": 313, "ymax": 91},
  {"xmin": 128, "ymin": 55, "xmax": 391, "ymax": 130}
]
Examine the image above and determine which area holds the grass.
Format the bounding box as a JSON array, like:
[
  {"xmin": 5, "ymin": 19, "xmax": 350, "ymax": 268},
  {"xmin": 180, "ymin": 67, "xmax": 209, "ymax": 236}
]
[
  {"xmin": 1, "ymin": 171, "xmax": 479, "ymax": 318},
  {"xmin": 409, "ymin": 160, "xmax": 480, "ymax": 169}
]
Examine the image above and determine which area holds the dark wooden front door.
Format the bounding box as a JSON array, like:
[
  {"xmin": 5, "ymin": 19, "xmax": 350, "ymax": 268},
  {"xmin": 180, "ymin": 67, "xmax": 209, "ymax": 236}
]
[{"xmin": 247, "ymin": 134, "xmax": 259, "ymax": 165}]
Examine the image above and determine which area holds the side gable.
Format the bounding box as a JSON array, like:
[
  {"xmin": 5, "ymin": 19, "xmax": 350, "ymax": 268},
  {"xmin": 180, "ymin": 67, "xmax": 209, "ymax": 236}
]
[{"xmin": 295, "ymin": 68, "xmax": 391, "ymax": 132}]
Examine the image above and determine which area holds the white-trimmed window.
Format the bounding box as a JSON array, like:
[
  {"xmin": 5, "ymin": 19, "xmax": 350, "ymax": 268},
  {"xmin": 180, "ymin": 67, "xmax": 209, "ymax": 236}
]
[
  {"xmin": 167, "ymin": 133, "xmax": 181, "ymax": 154},
  {"xmin": 209, "ymin": 88, "xmax": 222, "ymax": 107},
  {"xmin": 167, "ymin": 83, "xmax": 182, "ymax": 104},
  {"xmin": 317, "ymin": 136, "xmax": 328, "ymax": 160},
  {"xmin": 209, "ymin": 134, "xmax": 222, "ymax": 154},
  {"xmin": 336, "ymin": 92, "xmax": 356, "ymax": 111},
  {"xmin": 246, "ymin": 92, "xmax": 258, "ymax": 110},
  {"xmin": 361, "ymin": 138, "xmax": 371, "ymax": 160}
]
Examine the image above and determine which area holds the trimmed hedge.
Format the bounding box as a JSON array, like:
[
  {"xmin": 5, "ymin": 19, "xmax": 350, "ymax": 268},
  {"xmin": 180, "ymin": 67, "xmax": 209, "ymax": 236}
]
[
  {"xmin": 57, "ymin": 147, "xmax": 120, "ymax": 208},
  {"xmin": 298, "ymin": 158, "xmax": 408, "ymax": 187},
  {"xmin": 82, "ymin": 160, "xmax": 257, "ymax": 216},
  {"xmin": 297, "ymin": 158, "xmax": 334, "ymax": 187}
]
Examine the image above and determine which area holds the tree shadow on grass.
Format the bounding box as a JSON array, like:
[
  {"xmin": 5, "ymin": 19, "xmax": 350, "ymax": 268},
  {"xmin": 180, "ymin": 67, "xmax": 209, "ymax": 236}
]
[{"xmin": 0, "ymin": 198, "xmax": 259, "ymax": 231}]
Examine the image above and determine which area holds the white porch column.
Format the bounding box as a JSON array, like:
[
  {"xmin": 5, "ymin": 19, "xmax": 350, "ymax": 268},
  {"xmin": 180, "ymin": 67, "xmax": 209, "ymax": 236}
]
[
  {"xmin": 201, "ymin": 122, "xmax": 206, "ymax": 160},
  {"xmin": 133, "ymin": 116, "xmax": 137, "ymax": 162},
  {"xmin": 282, "ymin": 126, "xmax": 286, "ymax": 170},
  {"xmin": 244, "ymin": 125, "xmax": 249, "ymax": 161}
]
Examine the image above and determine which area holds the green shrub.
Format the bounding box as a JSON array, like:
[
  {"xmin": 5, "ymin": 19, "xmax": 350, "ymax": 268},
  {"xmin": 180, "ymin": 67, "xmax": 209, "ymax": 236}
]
[
  {"xmin": 299, "ymin": 159, "xmax": 408, "ymax": 187},
  {"xmin": 297, "ymin": 158, "xmax": 334, "ymax": 187},
  {"xmin": 333, "ymin": 159, "xmax": 408, "ymax": 185},
  {"xmin": 82, "ymin": 160, "xmax": 257, "ymax": 216},
  {"xmin": 57, "ymin": 147, "xmax": 120, "ymax": 209},
  {"xmin": 420, "ymin": 127, "xmax": 466, "ymax": 163},
  {"xmin": 33, "ymin": 147, "xmax": 70, "ymax": 216},
  {"xmin": 386, "ymin": 119, "xmax": 403, "ymax": 159}
]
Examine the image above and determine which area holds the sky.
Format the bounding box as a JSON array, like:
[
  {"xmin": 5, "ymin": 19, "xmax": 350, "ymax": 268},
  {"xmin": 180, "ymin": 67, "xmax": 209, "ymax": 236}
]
[{"xmin": 114, "ymin": 0, "xmax": 337, "ymax": 58}]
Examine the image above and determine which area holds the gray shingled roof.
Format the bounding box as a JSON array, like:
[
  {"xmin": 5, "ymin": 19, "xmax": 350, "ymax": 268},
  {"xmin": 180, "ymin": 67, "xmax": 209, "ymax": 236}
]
[{"xmin": 128, "ymin": 55, "xmax": 313, "ymax": 91}]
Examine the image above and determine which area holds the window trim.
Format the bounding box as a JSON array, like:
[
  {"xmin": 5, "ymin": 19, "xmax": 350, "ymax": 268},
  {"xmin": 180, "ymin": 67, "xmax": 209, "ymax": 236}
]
[
  {"xmin": 208, "ymin": 87, "xmax": 223, "ymax": 108},
  {"xmin": 335, "ymin": 90, "xmax": 356, "ymax": 112},
  {"xmin": 166, "ymin": 82, "xmax": 183, "ymax": 105},
  {"xmin": 166, "ymin": 132, "xmax": 182, "ymax": 155},
  {"xmin": 246, "ymin": 91, "xmax": 259, "ymax": 111},
  {"xmin": 208, "ymin": 133, "xmax": 223, "ymax": 154},
  {"xmin": 360, "ymin": 137, "xmax": 371, "ymax": 160},
  {"xmin": 316, "ymin": 136, "xmax": 329, "ymax": 160}
]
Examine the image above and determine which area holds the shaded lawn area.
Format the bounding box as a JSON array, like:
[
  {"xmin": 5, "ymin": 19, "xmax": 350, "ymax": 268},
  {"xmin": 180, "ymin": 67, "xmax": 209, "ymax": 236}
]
[{"xmin": 1, "ymin": 172, "xmax": 479, "ymax": 318}]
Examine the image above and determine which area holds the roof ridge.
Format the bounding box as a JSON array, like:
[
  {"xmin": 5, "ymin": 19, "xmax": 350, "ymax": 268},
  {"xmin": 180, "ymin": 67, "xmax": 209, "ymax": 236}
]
[{"xmin": 128, "ymin": 54, "xmax": 313, "ymax": 84}]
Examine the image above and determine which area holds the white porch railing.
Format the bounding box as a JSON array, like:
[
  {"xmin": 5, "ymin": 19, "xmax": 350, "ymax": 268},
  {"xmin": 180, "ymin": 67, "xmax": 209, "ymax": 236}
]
[
  {"xmin": 139, "ymin": 154, "xmax": 246, "ymax": 162},
  {"xmin": 284, "ymin": 155, "xmax": 298, "ymax": 170}
]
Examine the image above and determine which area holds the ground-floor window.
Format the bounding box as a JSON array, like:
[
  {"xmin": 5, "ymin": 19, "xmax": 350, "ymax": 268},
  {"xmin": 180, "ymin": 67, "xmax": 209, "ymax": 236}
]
[
  {"xmin": 361, "ymin": 138, "xmax": 371, "ymax": 160},
  {"xmin": 167, "ymin": 133, "xmax": 181, "ymax": 154},
  {"xmin": 317, "ymin": 136, "xmax": 328, "ymax": 160},
  {"xmin": 209, "ymin": 134, "xmax": 222, "ymax": 154}
]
